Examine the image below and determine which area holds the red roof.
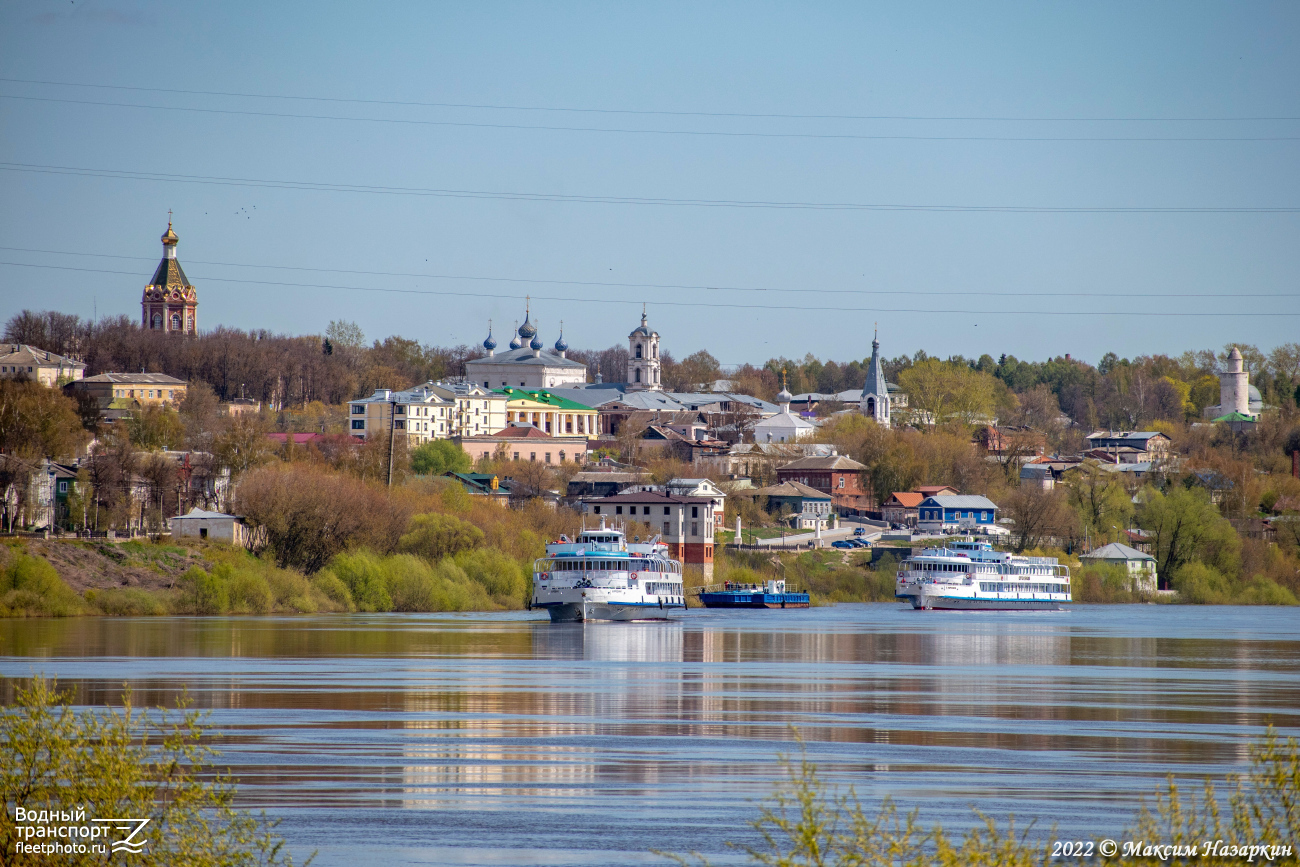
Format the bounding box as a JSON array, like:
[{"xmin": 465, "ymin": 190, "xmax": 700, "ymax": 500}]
[
  {"xmin": 490, "ymin": 425, "xmax": 553, "ymax": 439},
  {"xmin": 886, "ymin": 492, "xmax": 925, "ymax": 508}
]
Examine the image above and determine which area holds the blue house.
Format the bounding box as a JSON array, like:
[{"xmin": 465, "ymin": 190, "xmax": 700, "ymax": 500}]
[{"xmin": 916, "ymin": 495, "xmax": 998, "ymax": 533}]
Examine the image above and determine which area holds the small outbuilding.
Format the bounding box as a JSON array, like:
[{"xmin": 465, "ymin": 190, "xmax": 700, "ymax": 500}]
[
  {"xmin": 1080, "ymin": 541, "xmax": 1158, "ymax": 593},
  {"xmin": 171, "ymin": 508, "xmax": 249, "ymax": 546}
]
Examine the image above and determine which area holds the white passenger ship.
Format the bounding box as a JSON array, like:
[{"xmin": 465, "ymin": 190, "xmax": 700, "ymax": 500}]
[
  {"xmin": 531, "ymin": 519, "xmax": 686, "ymax": 622},
  {"xmin": 896, "ymin": 538, "xmax": 1072, "ymax": 610}
]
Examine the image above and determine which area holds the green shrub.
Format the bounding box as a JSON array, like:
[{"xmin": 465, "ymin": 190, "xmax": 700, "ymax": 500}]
[
  {"xmin": 1238, "ymin": 576, "xmax": 1298, "ymax": 606},
  {"xmin": 1073, "ymin": 562, "xmax": 1140, "ymax": 603},
  {"xmin": 227, "ymin": 572, "xmax": 274, "ymax": 614},
  {"xmin": 399, "ymin": 512, "xmax": 485, "ymax": 560},
  {"xmin": 175, "ymin": 566, "xmax": 229, "ymax": 615},
  {"xmin": 0, "ymin": 553, "xmax": 83, "ymax": 617},
  {"xmin": 324, "ymin": 551, "xmax": 393, "ymax": 612},
  {"xmin": 85, "ymin": 587, "xmax": 167, "ymax": 616},
  {"xmin": 1171, "ymin": 561, "xmax": 1232, "ymax": 604},
  {"xmin": 455, "ymin": 547, "xmax": 528, "ymax": 606},
  {"xmin": 385, "ymin": 554, "xmax": 441, "ymax": 612},
  {"xmin": 310, "ymin": 573, "xmax": 354, "ymax": 611}
]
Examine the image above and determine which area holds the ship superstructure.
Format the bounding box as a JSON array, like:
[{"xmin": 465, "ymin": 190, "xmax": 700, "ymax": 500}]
[
  {"xmin": 532, "ymin": 518, "xmax": 686, "ymax": 622},
  {"xmin": 895, "ymin": 538, "xmax": 1072, "ymax": 610}
]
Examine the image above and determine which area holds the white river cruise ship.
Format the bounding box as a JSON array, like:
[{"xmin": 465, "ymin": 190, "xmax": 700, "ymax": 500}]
[
  {"xmin": 531, "ymin": 519, "xmax": 686, "ymax": 622},
  {"xmin": 896, "ymin": 538, "xmax": 1072, "ymax": 610}
]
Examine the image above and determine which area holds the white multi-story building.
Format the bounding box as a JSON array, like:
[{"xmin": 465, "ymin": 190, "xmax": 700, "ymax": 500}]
[
  {"xmin": 0, "ymin": 344, "xmax": 85, "ymax": 387},
  {"xmin": 349, "ymin": 382, "xmax": 506, "ymax": 445}
]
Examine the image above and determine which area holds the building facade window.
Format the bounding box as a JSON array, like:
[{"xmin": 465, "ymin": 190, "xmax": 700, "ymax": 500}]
[
  {"xmin": 351, "ymin": 420, "xmax": 365, "ymax": 430},
  {"xmin": 691, "ymin": 522, "xmax": 699, "ymax": 536},
  {"xmin": 663, "ymin": 522, "xmax": 670, "ymax": 535}
]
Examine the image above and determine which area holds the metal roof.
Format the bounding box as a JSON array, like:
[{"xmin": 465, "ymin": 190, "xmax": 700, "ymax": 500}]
[
  {"xmin": 466, "ymin": 346, "xmax": 587, "ymax": 369},
  {"xmin": 920, "ymin": 495, "xmax": 999, "ymax": 510},
  {"xmin": 1081, "ymin": 542, "xmax": 1155, "ymax": 561}
]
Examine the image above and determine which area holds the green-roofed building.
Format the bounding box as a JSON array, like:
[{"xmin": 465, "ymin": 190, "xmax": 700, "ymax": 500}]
[{"xmin": 495, "ymin": 387, "xmax": 600, "ymax": 438}]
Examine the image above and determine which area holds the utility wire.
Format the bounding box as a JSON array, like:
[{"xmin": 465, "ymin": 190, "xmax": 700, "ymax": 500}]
[
  {"xmin": 3, "ymin": 76, "xmax": 1297, "ymax": 122},
  {"xmin": 1, "ymin": 261, "xmax": 1293, "ymax": 317},
  {"xmin": 1, "ymin": 245, "xmax": 1294, "ymax": 300},
  {"xmin": 3, "ymin": 163, "xmax": 1295, "ymax": 213},
  {"xmin": 4, "ymin": 94, "xmax": 1299, "ymax": 142}
]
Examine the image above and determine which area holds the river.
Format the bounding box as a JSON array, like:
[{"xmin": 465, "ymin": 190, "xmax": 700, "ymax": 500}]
[{"xmin": 3, "ymin": 604, "xmax": 1298, "ymax": 865}]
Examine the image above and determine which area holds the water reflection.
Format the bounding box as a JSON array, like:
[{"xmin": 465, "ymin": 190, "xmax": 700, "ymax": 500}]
[{"xmin": 2, "ymin": 607, "xmax": 1299, "ymax": 866}]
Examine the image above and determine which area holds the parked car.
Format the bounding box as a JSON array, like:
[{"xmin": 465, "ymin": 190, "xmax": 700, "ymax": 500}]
[
  {"xmin": 848, "ymin": 538, "xmax": 872, "ymax": 548},
  {"xmin": 831, "ymin": 540, "xmax": 856, "ymax": 549},
  {"xmin": 853, "ymin": 527, "xmax": 866, "ymax": 536}
]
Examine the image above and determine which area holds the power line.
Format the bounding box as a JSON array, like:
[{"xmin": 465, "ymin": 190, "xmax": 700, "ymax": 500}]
[
  {"xmin": 1, "ymin": 261, "xmax": 1293, "ymax": 317},
  {"xmin": 4, "ymin": 162, "xmax": 1296, "ymax": 213},
  {"xmin": 5, "ymin": 94, "xmax": 1299, "ymax": 142},
  {"xmin": 1, "ymin": 245, "xmax": 1295, "ymax": 300},
  {"xmin": 3, "ymin": 76, "xmax": 1297, "ymax": 122}
]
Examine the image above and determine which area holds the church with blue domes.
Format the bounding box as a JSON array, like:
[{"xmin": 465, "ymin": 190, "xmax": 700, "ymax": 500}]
[{"xmin": 465, "ymin": 303, "xmax": 588, "ymax": 390}]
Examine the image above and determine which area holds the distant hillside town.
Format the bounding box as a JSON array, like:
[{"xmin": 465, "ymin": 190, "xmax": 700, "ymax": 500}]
[{"xmin": 3, "ymin": 222, "xmax": 1299, "ymax": 610}]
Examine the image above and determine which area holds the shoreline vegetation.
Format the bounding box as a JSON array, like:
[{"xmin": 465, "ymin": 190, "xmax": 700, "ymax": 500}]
[
  {"xmin": 659, "ymin": 730, "xmax": 1299, "ymax": 867},
  {"xmin": 2, "ymin": 678, "xmax": 305, "ymax": 866},
  {"xmin": 1, "ymin": 487, "xmax": 1294, "ymax": 618}
]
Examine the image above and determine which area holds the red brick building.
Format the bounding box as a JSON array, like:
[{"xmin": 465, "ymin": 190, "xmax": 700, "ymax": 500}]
[
  {"xmin": 775, "ymin": 454, "xmax": 872, "ymax": 514},
  {"xmin": 581, "ymin": 491, "xmax": 716, "ymax": 580}
]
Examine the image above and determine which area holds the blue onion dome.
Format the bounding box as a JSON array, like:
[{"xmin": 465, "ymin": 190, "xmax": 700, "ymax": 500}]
[
  {"xmin": 518, "ymin": 312, "xmax": 537, "ymax": 340},
  {"xmin": 554, "ymin": 327, "xmax": 568, "ymax": 353},
  {"xmin": 508, "ymin": 321, "xmax": 522, "ymax": 350},
  {"xmin": 482, "ymin": 323, "xmax": 497, "ymax": 352},
  {"xmin": 530, "ymin": 332, "xmax": 544, "ymax": 351}
]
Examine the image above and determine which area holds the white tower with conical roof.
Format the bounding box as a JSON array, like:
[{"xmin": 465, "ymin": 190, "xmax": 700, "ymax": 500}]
[{"xmin": 859, "ymin": 326, "xmax": 890, "ymax": 427}]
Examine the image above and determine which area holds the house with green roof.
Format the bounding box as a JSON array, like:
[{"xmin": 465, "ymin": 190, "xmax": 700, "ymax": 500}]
[{"xmin": 495, "ymin": 387, "xmax": 599, "ymax": 439}]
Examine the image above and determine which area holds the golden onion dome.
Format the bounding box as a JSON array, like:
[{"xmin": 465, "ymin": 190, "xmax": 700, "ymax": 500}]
[{"xmin": 161, "ymin": 221, "xmax": 179, "ymax": 246}]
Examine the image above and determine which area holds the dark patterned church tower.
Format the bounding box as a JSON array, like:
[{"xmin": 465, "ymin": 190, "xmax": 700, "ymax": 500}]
[{"xmin": 141, "ymin": 219, "xmax": 198, "ymax": 335}]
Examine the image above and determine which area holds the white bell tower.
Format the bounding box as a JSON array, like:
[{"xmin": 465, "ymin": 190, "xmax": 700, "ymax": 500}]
[{"xmin": 626, "ymin": 305, "xmax": 662, "ymax": 392}]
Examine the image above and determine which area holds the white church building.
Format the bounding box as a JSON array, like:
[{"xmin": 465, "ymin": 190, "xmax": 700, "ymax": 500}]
[
  {"xmin": 465, "ymin": 307, "xmax": 588, "ymax": 390},
  {"xmin": 466, "ymin": 305, "xmax": 674, "ymax": 394}
]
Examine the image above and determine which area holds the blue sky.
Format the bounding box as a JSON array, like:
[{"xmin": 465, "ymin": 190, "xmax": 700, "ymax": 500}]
[{"xmin": 1, "ymin": 1, "xmax": 1296, "ymax": 368}]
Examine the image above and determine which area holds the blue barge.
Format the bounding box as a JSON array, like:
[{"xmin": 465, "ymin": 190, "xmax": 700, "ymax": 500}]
[{"xmin": 697, "ymin": 580, "xmax": 810, "ymax": 609}]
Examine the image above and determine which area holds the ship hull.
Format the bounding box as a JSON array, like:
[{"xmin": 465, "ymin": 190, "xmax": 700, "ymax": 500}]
[
  {"xmin": 698, "ymin": 592, "xmax": 810, "ymax": 609},
  {"xmin": 541, "ymin": 601, "xmax": 684, "ymax": 622},
  {"xmin": 903, "ymin": 594, "xmax": 1066, "ymax": 611}
]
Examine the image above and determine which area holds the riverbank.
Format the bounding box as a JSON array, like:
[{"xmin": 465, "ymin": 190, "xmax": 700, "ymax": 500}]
[{"xmin": 4, "ymin": 533, "xmax": 1294, "ymax": 618}]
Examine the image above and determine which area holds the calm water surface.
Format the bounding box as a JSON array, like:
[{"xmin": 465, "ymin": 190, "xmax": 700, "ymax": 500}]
[{"xmin": 3, "ymin": 605, "xmax": 1298, "ymax": 866}]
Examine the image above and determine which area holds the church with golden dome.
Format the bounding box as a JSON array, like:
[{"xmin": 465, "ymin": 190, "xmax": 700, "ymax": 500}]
[{"xmin": 140, "ymin": 219, "xmax": 198, "ymax": 335}]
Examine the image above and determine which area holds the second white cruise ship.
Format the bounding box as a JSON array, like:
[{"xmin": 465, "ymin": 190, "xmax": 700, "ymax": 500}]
[{"xmin": 895, "ymin": 538, "xmax": 1072, "ymax": 610}]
